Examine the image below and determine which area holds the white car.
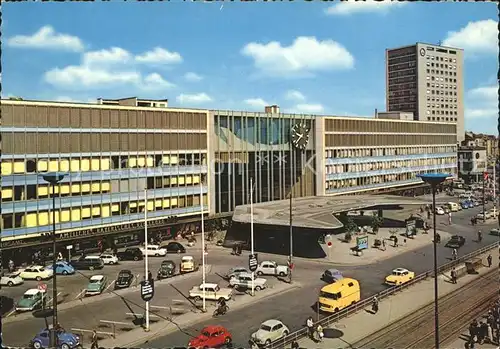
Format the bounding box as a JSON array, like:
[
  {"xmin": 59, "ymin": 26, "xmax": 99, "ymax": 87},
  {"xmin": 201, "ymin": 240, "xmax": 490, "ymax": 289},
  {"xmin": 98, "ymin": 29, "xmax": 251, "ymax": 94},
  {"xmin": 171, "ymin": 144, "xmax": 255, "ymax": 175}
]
[
  {"xmin": 0, "ymin": 272, "xmax": 24, "ymax": 287},
  {"xmin": 100, "ymin": 253, "xmax": 119, "ymax": 265},
  {"xmin": 435, "ymin": 207, "xmax": 445, "ymax": 215},
  {"xmin": 255, "ymin": 261, "xmax": 289, "ymax": 277},
  {"xmin": 140, "ymin": 245, "xmax": 167, "ymax": 257},
  {"xmin": 19, "ymin": 265, "xmax": 53, "ymax": 281},
  {"xmin": 251, "ymin": 319, "xmax": 289, "ymax": 346},
  {"xmin": 229, "ymin": 272, "xmax": 267, "ymax": 290}
]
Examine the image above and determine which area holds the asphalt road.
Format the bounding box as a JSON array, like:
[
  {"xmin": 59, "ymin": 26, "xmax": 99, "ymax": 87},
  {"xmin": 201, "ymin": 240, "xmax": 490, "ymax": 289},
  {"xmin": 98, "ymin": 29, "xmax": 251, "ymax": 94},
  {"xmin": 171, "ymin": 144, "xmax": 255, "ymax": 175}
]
[{"xmin": 142, "ymin": 203, "xmax": 499, "ymax": 348}]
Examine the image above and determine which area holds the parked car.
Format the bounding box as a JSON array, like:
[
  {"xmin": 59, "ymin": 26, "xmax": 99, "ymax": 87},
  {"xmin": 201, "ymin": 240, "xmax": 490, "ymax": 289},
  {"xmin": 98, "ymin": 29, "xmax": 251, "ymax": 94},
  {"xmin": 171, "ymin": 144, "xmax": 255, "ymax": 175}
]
[
  {"xmin": 116, "ymin": 248, "xmax": 143, "ymax": 261},
  {"xmin": 490, "ymin": 228, "xmax": 500, "ymax": 237},
  {"xmin": 321, "ymin": 268, "xmax": 344, "ymax": 283},
  {"xmin": 445, "ymin": 235, "xmax": 466, "ymax": 248},
  {"xmin": 255, "ymin": 261, "xmax": 289, "ymax": 277},
  {"xmin": 251, "ymin": 319, "xmax": 289, "ymax": 346},
  {"xmin": 85, "ymin": 275, "xmax": 108, "ymax": 296},
  {"xmin": 180, "ymin": 256, "xmax": 197, "ymax": 274},
  {"xmin": 100, "ymin": 253, "xmax": 119, "ymax": 265},
  {"xmin": 229, "ymin": 272, "xmax": 267, "ymax": 290},
  {"xmin": 189, "ymin": 283, "xmax": 233, "ymax": 302},
  {"xmin": 435, "ymin": 207, "xmax": 445, "ymax": 215},
  {"xmin": 477, "ymin": 211, "xmax": 492, "ymax": 220},
  {"xmin": 224, "ymin": 267, "xmax": 249, "ymax": 280},
  {"xmin": 188, "ymin": 325, "xmax": 232, "ymax": 348},
  {"xmin": 46, "ymin": 261, "xmax": 75, "ymax": 275},
  {"xmin": 164, "ymin": 242, "xmax": 186, "ymax": 253},
  {"xmin": 385, "ymin": 268, "xmax": 415, "ymax": 286},
  {"xmin": 0, "ymin": 272, "xmax": 24, "ymax": 287},
  {"xmin": 114, "ymin": 270, "xmax": 134, "ymax": 289},
  {"xmin": 16, "ymin": 289, "xmax": 46, "ymax": 312},
  {"xmin": 19, "ymin": 266, "xmax": 53, "ymax": 281},
  {"xmin": 31, "ymin": 329, "xmax": 80, "ymax": 349},
  {"xmin": 70, "ymin": 256, "xmax": 104, "ymax": 271},
  {"xmin": 140, "ymin": 244, "xmax": 167, "ymax": 257},
  {"xmin": 157, "ymin": 260, "xmax": 176, "ymax": 279}
]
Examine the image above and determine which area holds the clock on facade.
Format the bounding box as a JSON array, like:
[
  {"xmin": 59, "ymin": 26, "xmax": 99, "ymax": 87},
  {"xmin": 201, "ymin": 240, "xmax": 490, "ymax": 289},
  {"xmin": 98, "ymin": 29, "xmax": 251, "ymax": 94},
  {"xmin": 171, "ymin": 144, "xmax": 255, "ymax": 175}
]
[
  {"xmin": 291, "ymin": 123, "xmax": 310, "ymax": 150},
  {"xmin": 419, "ymin": 48, "xmax": 426, "ymax": 56}
]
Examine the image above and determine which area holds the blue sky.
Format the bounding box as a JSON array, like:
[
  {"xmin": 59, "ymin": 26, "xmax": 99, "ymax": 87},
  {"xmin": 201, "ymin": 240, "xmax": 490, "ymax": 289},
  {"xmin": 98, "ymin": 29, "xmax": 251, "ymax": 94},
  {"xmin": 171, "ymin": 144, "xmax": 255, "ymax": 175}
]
[{"xmin": 3, "ymin": 2, "xmax": 498, "ymax": 134}]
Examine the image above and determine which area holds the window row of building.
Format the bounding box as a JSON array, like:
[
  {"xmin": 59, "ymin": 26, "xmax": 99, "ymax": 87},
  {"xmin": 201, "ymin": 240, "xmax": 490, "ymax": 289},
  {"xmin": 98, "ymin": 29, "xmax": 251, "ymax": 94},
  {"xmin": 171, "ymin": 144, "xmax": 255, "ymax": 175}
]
[{"xmin": 324, "ymin": 145, "xmax": 456, "ymax": 159}]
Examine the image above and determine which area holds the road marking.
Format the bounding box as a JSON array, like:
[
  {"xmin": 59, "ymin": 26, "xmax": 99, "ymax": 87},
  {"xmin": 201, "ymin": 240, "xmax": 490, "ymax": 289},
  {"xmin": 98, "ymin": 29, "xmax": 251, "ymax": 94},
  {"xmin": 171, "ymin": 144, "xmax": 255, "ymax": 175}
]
[
  {"xmin": 5, "ymin": 309, "xmax": 17, "ymax": 318},
  {"xmin": 104, "ymin": 280, "xmax": 115, "ymax": 292},
  {"xmin": 46, "ymin": 292, "xmax": 62, "ymax": 305},
  {"xmin": 74, "ymin": 289, "xmax": 85, "ymax": 299},
  {"xmin": 150, "ymin": 305, "xmax": 170, "ymax": 310}
]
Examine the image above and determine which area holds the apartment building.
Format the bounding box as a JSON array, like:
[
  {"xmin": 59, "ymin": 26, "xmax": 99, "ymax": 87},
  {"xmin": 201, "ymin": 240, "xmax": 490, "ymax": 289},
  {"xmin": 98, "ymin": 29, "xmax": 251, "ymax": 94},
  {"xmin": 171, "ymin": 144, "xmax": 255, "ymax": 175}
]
[
  {"xmin": 386, "ymin": 42, "xmax": 464, "ymax": 142},
  {"xmin": 1, "ymin": 99, "xmax": 210, "ymax": 241}
]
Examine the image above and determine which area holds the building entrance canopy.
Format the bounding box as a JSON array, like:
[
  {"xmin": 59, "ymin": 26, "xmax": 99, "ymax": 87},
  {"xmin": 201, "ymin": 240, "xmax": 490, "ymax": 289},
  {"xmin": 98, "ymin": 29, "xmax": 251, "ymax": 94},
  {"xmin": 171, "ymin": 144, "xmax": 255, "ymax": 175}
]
[{"xmin": 232, "ymin": 195, "xmax": 449, "ymax": 229}]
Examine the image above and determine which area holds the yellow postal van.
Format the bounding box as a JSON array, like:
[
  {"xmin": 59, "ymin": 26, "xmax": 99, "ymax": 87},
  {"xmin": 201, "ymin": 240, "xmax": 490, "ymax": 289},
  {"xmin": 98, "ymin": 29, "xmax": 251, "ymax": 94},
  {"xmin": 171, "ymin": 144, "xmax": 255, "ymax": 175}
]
[{"xmin": 318, "ymin": 277, "xmax": 361, "ymax": 313}]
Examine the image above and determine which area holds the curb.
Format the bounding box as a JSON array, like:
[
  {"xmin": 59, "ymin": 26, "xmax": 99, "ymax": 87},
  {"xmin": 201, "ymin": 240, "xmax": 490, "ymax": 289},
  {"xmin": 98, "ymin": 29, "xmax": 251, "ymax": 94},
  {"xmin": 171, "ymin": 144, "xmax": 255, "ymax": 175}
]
[
  {"xmin": 3, "ymin": 265, "xmax": 210, "ymax": 324},
  {"xmin": 100, "ymin": 282, "xmax": 303, "ymax": 347}
]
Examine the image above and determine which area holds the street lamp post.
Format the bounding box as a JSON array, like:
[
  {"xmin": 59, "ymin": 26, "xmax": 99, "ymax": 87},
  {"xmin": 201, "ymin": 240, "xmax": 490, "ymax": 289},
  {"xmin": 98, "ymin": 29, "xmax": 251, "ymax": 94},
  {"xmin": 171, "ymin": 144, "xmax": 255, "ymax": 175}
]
[
  {"xmin": 417, "ymin": 172, "xmax": 450, "ymax": 349},
  {"xmin": 42, "ymin": 172, "xmax": 66, "ymax": 348},
  {"xmin": 482, "ymin": 172, "xmax": 486, "ymax": 223},
  {"xmin": 288, "ymin": 135, "xmax": 293, "ymax": 283}
]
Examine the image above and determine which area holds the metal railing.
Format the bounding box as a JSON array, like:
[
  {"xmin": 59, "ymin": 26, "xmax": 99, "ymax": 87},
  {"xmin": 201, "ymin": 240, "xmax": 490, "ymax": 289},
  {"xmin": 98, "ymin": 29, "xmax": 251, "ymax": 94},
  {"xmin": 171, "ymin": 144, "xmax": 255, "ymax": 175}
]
[{"xmin": 267, "ymin": 241, "xmax": 499, "ymax": 349}]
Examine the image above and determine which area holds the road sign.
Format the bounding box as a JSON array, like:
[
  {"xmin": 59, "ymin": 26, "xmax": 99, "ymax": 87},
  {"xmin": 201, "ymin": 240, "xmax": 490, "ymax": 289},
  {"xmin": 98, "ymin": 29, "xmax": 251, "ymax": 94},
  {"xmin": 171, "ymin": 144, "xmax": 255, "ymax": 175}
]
[
  {"xmin": 327, "ymin": 241, "xmax": 332, "ymax": 248},
  {"xmin": 249, "ymin": 253, "xmax": 258, "ymax": 272},
  {"xmin": 140, "ymin": 280, "xmax": 155, "ymax": 302},
  {"xmin": 38, "ymin": 283, "xmax": 47, "ymax": 292},
  {"xmin": 66, "ymin": 245, "xmax": 73, "ymax": 250}
]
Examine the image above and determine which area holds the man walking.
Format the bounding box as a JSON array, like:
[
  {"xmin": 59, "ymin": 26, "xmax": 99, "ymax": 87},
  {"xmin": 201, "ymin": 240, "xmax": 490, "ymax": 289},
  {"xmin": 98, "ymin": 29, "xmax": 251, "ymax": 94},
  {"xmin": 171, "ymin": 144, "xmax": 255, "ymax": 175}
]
[
  {"xmin": 452, "ymin": 248, "xmax": 458, "ymax": 261},
  {"xmin": 450, "ymin": 268, "xmax": 457, "ymax": 284},
  {"xmin": 91, "ymin": 329, "xmax": 99, "ymax": 349},
  {"xmin": 306, "ymin": 316, "xmax": 314, "ymax": 339},
  {"xmin": 487, "ymin": 254, "xmax": 492, "ymax": 268}
]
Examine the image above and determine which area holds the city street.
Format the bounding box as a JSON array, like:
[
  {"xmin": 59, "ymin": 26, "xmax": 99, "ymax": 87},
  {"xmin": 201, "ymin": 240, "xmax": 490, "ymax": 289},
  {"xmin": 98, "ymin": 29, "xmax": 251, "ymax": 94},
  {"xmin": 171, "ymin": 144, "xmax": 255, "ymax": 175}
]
[{"xmin": 3, "ymin": 201, "xmax": 497, "ymax": 347}]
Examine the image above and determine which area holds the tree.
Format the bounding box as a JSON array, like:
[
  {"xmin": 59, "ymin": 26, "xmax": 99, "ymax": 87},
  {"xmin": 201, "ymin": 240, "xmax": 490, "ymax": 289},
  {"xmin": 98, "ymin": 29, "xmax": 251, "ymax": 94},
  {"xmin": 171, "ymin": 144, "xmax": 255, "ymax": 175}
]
[
  {"xmin": 344, "ymin": 217, "xmax": 358, "ymax": 242},
  {"xmin": 370, "ymin": 212, "xmax": 384, "ymax": 234}
]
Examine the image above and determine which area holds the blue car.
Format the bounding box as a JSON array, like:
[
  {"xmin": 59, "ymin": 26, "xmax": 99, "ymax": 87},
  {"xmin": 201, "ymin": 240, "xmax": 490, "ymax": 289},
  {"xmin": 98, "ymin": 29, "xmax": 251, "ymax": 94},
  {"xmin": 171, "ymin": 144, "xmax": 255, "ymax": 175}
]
[
  {"xmin": 460, "ymin": 201, "xmax": 469, "ymax": 209},
  {"xmin": 31, "ymin": 329, "xmax": 80, "ymax": 349},
  {"xmin": 322, "ymin": 268, "xmax": 344, "ymax": 283},
  {"xmin": 46, "ymin": 261, "xmax": 75, "ymax": 275}
]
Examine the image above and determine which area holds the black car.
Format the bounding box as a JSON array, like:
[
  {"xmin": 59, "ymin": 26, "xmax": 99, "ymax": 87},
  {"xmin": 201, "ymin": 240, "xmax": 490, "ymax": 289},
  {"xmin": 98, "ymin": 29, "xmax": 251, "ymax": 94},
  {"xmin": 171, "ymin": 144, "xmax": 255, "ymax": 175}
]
[
  {"xmin": 114, "ymin": 270, "xmax": 134, "ymax": 289},
  {"xmin": 445, "ymin": 235, "xmax": 466, "ymax": 248},
  {"xmin": 164, "ymin": 242, "xmax": 186, "ymax": 254},
  {"xmin": 70, "ymin": 256, "xmax": 104, "ymax": 270},
  {"xmin": 157, "ymin": 260, "xmax": 176, "ymax": 280},
  {"xmin": 116, "ymin": 248, "xmax": 143, "ymax": 261}
]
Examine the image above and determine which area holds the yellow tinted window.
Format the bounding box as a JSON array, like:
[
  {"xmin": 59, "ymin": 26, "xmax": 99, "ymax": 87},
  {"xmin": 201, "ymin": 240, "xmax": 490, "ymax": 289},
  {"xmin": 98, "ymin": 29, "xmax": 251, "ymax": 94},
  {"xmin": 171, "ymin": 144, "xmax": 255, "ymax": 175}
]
[
  {"xmin": 2, "ymin": 188, "xmax": 13, "ymax": 199},
  {"xmin": 155, "ymin": 199, "xmax": 162, "ymax": 207},
  {"xmin": 92, "ymin": 207, "xmax": 100, "ymax": 216},
  {"xmin": 129, "ymin": 202, "xmax": 138, "ymax": 208},
  {"xmin": 70, "ymin": 160, "xmax": 80, "ymax": 172},
  {"xmin": 138, "ymin": 158, "xmax": 146, "ymax": 167},
  {"xmin": 60, "ymin": 210, "xmax": 71, "ymax": 222},
  {"xmin": 26, "ymin": 213, "xmax": 38, "ymax": 227},
  {"xmin": 178, "ymin": 176, "xmax": 185, "ymax": 185},
  {"xmin": 101, "ymin": 206, "xmax": 111, "ymax": 217},
  {"xmin": 170, "ymin": 198, "xmax": 178, "ymax": 206},
  {"xmin": 171, "ymin": 177, "xmax": 178, "ymax": 185},
  {"xmin": 81, "ymin": 183, "xmax": 91, "ymax": 192},
  {"xmin": 146, "ymin": 157, "xmax": 154, "ymax": 167},
  {"xmin": 129, "ymin": 158, "xmax": 137, "ymax": 167},
  {"xmin": 147, "ymin": 201, "xmax": 154, "ymax": 211},
  {"xmin": 49, "ymin": 211, "xmax": 60, "ymax": 224},
  {"xmin": 37, "ymin": 160, "xmax": 48, "ymax": 172},
  {"xmin": 101, "ymin": 159, "xmax": 111, "ymax": 170},
  {"xmin": 163, "ymin": 199, "xmax": 170, "ymax": 208},
  {"xmin": 193, "ymin": 175, "xmax": 200, "ymax": 184},
  {"xmin": 71, "ymin": 209, "xmax": 81, "ymax": 221},
  {"xmin": 101, "ymin": 182, "xmax": 111, "ymax": 191},
  {"xmin": 60, "ymin": 185, "xmax": 70, "ymax": 194},
  {"xmin": 59, "ymin": 160, "xmax": 70, "ymax": 172},
  {"xmin": 38, "ymin": 212, "xmax": 49, "ymax": 226},
  {"xmin": 81, "ymin": 208, "xmax": 91, "ymax": 218},
  {"xmin": 91, "ymin": 159, "xmax": 100, "ymax": 171},
  {"xmin": 13, "ymin": 161, "xmax": 26, "ymax": 174},
  {"xmin": 111, "ymin": 204, "xmax": 120, "ymax": 212},
  {"xmin": 38, "ymin": 186, "xmax": 49, "ymax": 196},
  {"xmin": 1, "ymin": 162, "xmax": 12, "ymax": 176},
  {"xmin": 71, "ymin": 184, "xmax": 81, "ymax": 193},
  {"xmin": 162, "ymin": 156, "xmax": 170, "ymax": 165},
  {"xmin": 48, "ymin": 161, "xmax": 59, "ymax": 172},
  {"xmin": 91, "ymin": 183, "xmax": 101, "ymax": 192},
  {"xmin": 186, "ymin": 176, "xmax": 193, "ymax": 184},
  {"xmin": 170, "ymin": 156, "xmax": 178, "ymax": 165},
  {"xmin": 81, "ymin": 159, "xmax": 90, "ymax": 171}
]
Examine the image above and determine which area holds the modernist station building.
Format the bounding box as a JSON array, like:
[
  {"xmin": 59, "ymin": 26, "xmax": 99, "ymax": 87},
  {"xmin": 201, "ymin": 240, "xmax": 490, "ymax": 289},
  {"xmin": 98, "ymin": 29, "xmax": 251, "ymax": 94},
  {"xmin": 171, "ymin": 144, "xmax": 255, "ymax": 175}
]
[{"xmin": 0, "ymin": 98, "xmax": 458, "ymax": 258}]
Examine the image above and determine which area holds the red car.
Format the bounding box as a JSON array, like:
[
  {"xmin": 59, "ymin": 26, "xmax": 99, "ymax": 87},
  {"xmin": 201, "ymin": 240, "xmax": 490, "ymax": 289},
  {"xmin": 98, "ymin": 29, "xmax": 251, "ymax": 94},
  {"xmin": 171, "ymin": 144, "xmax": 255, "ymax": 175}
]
[{"xmin": 188, "ymin": 325, "xmax": 232, "ymax": 348}]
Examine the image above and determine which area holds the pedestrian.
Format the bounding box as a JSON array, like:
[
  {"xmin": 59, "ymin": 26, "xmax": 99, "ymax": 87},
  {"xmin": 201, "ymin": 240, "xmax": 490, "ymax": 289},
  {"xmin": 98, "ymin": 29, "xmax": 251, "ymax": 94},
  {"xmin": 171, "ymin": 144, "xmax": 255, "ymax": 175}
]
[
  {"xmin": 147, "ymin": 271, "xmax": 153, "ymax": 283},
  {"xmin": 91, "ymin": 329, "xmax": 99, "ymax": 349},
  {"xmin": 479, "ymin": 322, "xmax": 488, "ymax": 344},
  {"xmin": 316, "ymin": 324, "xmax": 324, "ymax": 342},
  {"xmin": 452, "ymin": 248, "xmax": 457, "ymax": 260},
  {"xmin": 448, "ymin": 212, "xmax": 452, "ymax": 225},
  {"xmin": 393, "ymin": 236, "xmax": 398, "ymax": 248},
  {"xmin": 382, "ymin": 239, "xmax": 386, "ymax": 251},
  {"xmin": 306, "ymin": 316, "xmax": 314, "ymax": 339},
  {"xmin": 487, "ymin": 254, "xmax": 492, "ymax": 268},
  {"xmin": 487, "ymin": 322, "xmax": 493, "ymax": 344},
  {"xmin": 450, "ymin": 268, "xmax": 457, "ymax": 284},
  {"xmin": 372, "ymin": 296, "xmax": 379, "ymax": 314},
  {"xmin": 478, "ymin": 230, "xmax": 482, "ymax": 242},
  {"xmin": 291, "ymin": 340, "xmax": 299, "ymax": 349}
]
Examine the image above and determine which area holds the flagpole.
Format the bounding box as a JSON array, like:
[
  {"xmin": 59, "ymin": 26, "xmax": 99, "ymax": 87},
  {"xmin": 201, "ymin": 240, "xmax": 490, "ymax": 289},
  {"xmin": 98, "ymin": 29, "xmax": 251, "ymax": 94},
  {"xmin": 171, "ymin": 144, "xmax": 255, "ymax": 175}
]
[
  {"xmin": 201, "ymin": 181, "xmax": 206, "ymax": 312},
  {"xmin": 144, "ymin": 188, "xmax": 150, "ymax": 331}
]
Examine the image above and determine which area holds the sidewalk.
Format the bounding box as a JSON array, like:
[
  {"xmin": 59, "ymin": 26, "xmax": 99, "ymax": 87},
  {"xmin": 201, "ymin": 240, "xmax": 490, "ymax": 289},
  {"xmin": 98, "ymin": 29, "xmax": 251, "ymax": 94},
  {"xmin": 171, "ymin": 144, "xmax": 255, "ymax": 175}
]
[
  {"xmin": 297, "ymin": 247, "xmax": 499, "ymax": 349},
  {"xmin": 321, "ymin": 228, "xmax": 452, "ymax": 266},
  {"xmin": 97, "ymin": 280, "xmax": 301, "ymax": 348}
]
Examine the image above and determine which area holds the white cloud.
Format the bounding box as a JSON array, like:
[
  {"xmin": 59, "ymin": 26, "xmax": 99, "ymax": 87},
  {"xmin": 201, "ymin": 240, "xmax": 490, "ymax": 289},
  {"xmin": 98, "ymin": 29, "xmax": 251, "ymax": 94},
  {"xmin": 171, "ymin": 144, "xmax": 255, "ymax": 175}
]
[
  {"xmin": 465, "ymin": 108, "xmax": 497, "ymax": 119},
  {"xmin": 184, "ymin": 72, "xmax": 203, "ymax": 82},
  {"xmin": 135, "ymin": 47, "xmax": 183, "ymax": 64},
  {"xmin": 465, "ymin": 84, "xmax": 498, "ymax": 120},
  {"xmin": 176, "ymin": 93, "xmax": 212, "ymax": 104},
  {"xmin": 244, "ymin": 98, "xmax": 270, "ymax": 109},
  {"xmin": 241, "ymin": 36, "xmax": 354, "ymax": 77},
  {"xmin": 325, "ymin": 1, "xmax": 406, "ymax": 16},
  {"xmin": 53, "ymin": 96, "xmax": 95, "ymax": 103},
  {"xmin": 7, "ymin": 25, "xmax": 84, "ymax": 51},
  {"xmin": 443, "ymin": 19, "xmax": 498, "ymax": 54},
  {"xmin": 468, "ymin": 85, "xmax": 497, "ymax": 101},
  {"xmin": 141, "ymin": 73, "xmax": 175, "ymax": 90},
  {"xmin": 83, "ymin": 47, "xmax": 132, "ymax": 66},
  {"xmin": 292, "ymin": 103, "xmax": 325, "ymax": 114},
  {"xmin": 44, "ymin": 65, "xmax": 141, "ymax": 88},
  {"xmin": 285, "ymin": 90, "xmax": 306, "ymax": 102}
]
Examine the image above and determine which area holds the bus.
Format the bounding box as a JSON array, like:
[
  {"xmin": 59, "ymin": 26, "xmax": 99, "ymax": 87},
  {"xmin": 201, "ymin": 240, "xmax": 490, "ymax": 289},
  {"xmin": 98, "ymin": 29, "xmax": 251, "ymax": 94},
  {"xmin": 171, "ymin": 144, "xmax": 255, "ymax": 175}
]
[{"xmin": 318, "ymin": 277, "xmax": 361, "ymax": 313}]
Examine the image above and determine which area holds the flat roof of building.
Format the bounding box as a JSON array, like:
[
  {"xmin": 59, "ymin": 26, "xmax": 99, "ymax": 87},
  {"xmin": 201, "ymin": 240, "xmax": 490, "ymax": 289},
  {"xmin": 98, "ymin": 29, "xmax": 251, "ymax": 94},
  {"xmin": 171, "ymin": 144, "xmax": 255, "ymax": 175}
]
[{"xmin": 232, "ymin": 195, "xmax": 448, "ymax": 229}]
